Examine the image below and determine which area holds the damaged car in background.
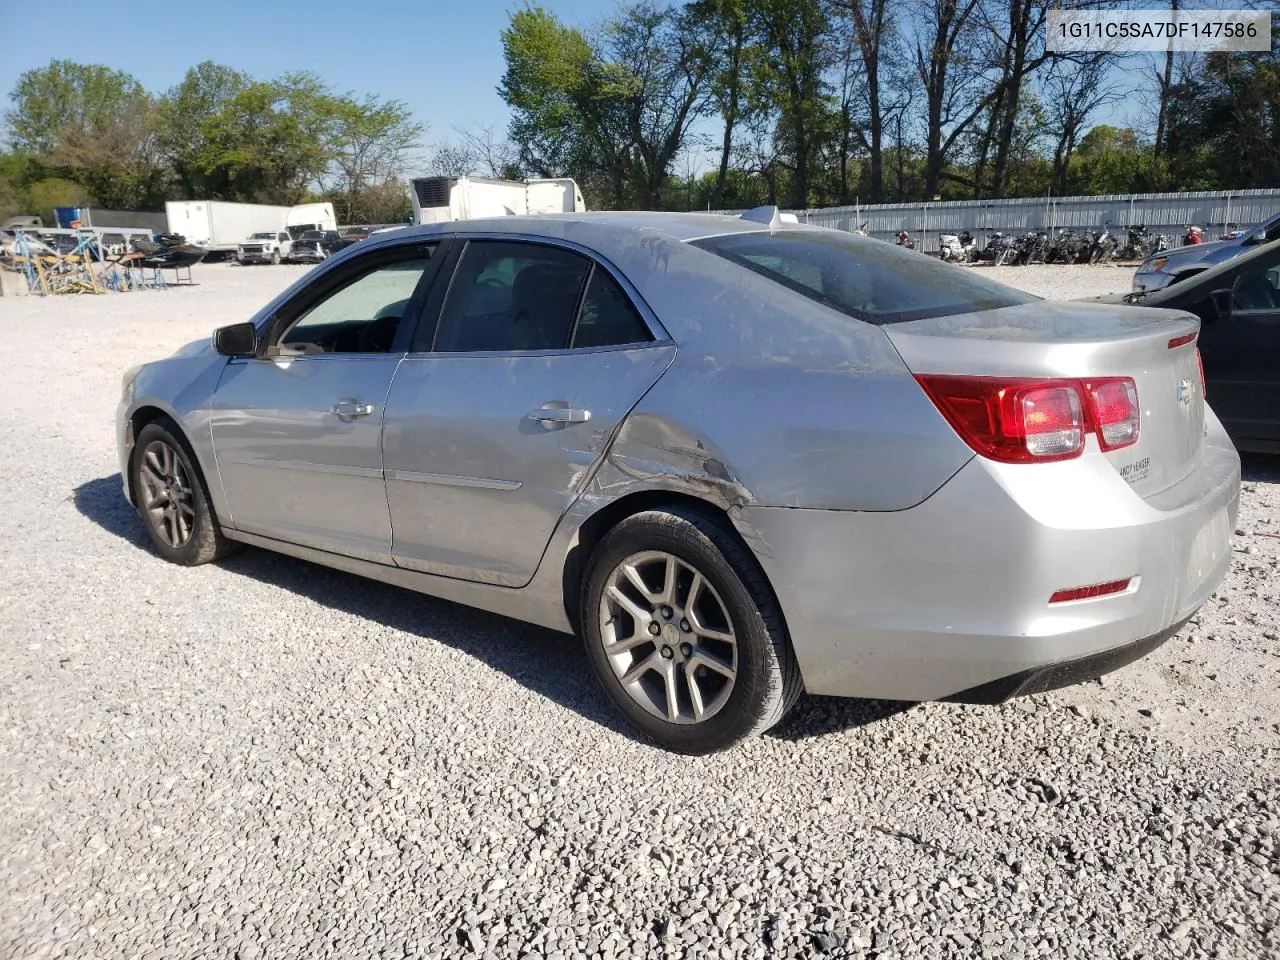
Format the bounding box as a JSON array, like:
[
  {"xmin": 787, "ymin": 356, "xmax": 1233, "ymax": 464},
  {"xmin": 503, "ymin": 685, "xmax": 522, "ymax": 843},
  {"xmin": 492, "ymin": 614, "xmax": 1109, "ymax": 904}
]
[{"xmin": 116, "ymin": 209, "xmax": 1239, "ymax": 753}]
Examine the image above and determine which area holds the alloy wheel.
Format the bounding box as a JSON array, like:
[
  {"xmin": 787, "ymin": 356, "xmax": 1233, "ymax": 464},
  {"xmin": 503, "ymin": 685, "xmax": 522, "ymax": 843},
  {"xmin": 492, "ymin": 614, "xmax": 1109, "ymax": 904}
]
[
  {"xmin": 598, "ymin": 550, "xmax": 739, "ymax": 724},
  {"xmin": 137, "ymin": 439, "xmax": 196, "ymax": 549}
]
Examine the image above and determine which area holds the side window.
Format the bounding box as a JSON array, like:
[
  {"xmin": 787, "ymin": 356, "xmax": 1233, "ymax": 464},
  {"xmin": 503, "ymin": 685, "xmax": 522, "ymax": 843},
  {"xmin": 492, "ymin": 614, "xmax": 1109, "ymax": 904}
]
[
  {"xmin": 572, "ymin": 267, "xmax": 654, "ymax": 348},
  {"xmin": 276, "ymin": 247, "xmax": 436, "ymax": 355},
  {"xmin": 278, "ymin": 233, "xmax": 289, "ymax": 242},
  {"xmin": 1232, "ymin": 262, "xmax": 1280, "ymax": 313},
  {"xmin": 433, "ymin": 241, "xmax": 589, "ymax": 352}
]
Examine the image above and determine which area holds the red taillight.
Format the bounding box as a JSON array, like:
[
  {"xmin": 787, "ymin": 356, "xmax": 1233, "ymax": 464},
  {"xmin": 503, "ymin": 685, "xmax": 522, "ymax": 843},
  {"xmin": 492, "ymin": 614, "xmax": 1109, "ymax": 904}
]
[
  {"xmin": 1167, "ymin": 331, "xmax": 1197, "ymax": 350},
  {"xmin": 1195, "ymin": 348, "xmax": 1206, "ymax": 399},
  {"xmin": 914, "ymin": 376, "xmax": 1085, "ymax": 463},
  {"xmin": 1049, "ymin": 578, "xmax": 1131, "ymax": 604},
  {"xmin": 1085, "ymin": 378, "xmax": 1140, "ymax": 451},
  {"xmin": 916, "ymin": 375, "xmax": 1140, "ymax": 463}
]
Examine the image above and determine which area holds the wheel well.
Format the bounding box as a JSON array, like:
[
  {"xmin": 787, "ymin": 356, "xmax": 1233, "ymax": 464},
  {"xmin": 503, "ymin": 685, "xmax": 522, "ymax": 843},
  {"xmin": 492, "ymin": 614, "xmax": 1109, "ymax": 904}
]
[
  {"xmin": 125, "ymin": 406, "xmax": 176, "ymax": 503},
  {"xmin": 560, "ymin": 490, "xmax": 761, "ymax": 636}
]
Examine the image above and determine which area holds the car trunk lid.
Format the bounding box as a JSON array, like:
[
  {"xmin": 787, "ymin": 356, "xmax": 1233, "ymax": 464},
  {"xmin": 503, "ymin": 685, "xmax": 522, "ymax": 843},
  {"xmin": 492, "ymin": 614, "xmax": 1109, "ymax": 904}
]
[{"xmin": 884, "ymin": 300, "xmax": 1205, "ymax": 498}]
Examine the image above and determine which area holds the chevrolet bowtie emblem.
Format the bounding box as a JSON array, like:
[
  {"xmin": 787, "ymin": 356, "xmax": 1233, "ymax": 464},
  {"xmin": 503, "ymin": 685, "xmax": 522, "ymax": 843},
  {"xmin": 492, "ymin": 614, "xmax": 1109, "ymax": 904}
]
[{"xmin": 1177, "ymin": 378, "xmax": 1194, "ymax": 406}]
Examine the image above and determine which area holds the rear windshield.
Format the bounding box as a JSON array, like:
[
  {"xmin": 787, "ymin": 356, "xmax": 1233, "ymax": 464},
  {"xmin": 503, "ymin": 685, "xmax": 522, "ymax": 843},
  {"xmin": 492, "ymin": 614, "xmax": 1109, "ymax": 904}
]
[{"xmin": 692, "ymin": 230, "xmax": 1036, "ymax": 324}]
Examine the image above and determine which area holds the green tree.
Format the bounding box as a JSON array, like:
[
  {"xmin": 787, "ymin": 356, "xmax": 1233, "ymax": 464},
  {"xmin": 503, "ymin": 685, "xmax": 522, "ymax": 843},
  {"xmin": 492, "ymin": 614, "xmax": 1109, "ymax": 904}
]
[
  {"xmin": 499, "ymin": 6, "xmax": 600, "ymax": 182},
  {"xmin": 156, "ymin": 61, "xmax": 251, "ymax": 196},
  {"xmin": 6, "ymin": 60, "xmax": 164, "ymax": 210},
  {"xmin": 5, "ymin": 61, "xmax": 147, "ymax": 155},
  {"xmin": 325, "ymin": 94, "xmax": 423, "ymax": 222},
  {"xmin": 747, "ymin": 0, "xmax": 835, "ymax": 208},
  {"xmin": 1066, "ymin": 125, "xmax": 1148, "ymax": 195}
]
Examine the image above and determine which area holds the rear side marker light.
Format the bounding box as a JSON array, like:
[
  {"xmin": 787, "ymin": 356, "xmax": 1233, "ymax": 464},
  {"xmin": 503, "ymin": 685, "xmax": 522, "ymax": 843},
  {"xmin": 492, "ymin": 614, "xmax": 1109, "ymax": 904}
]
[
  {"xmin": 1195, "ymin": 348, "xmax": 1206, "ymax": 399},
  {"xmin": 1049, "ymin": 578, "xmax": 1132, "ymax": 604},
  {"xmin": 1167, "ymin": 331, "xmax": 1197, "ymax": 349},
  {"xmin": 915, "ymin": 375, "xmax": 1140, "ymax": 464}
]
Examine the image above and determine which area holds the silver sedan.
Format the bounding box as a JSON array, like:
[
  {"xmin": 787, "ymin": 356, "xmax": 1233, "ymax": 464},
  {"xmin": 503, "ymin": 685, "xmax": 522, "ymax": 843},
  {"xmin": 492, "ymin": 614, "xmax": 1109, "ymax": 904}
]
[{"xmin": 117, "ymin": 209, "xmax": 1240, "ymax": 753}]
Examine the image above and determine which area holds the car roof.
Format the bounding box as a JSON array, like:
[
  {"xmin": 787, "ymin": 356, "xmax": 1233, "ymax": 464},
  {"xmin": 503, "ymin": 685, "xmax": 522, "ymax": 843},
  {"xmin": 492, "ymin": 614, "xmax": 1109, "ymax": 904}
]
[{"xmin": 369, "ymin": 210, "xmax": 780, "ymax": 246}]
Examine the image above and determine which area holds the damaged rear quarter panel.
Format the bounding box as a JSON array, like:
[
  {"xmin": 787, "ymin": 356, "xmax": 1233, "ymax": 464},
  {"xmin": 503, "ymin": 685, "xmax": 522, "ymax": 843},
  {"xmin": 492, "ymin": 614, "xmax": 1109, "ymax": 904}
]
[{"xmin": 584, "ymin": 234, "xmax": 973, "ymax": 513}]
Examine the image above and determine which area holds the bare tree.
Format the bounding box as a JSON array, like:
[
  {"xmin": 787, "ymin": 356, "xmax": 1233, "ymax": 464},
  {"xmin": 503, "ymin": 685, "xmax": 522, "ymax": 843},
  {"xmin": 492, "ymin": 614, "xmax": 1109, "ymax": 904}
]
[
  {"xmin": 426, "ymin": 141, "xmax": 476, "ymax": 177},
  {"xmin": 1043, "ymin": 53, "xmax": 1126, "ymax": 196},
  {"xmin": 830, "ymin": 0, "xmax": 896, "ymax": 201},
  {"xmin": 914, "ymin": 0, "xmax": 988, "ymax": 198},
  {"xmin": 455, "ymin": 123, "xmax": 519, "ymax": 178},
  {"xmin": 605, "ymin": 1, "xmax": 713, "ymax": 208}
]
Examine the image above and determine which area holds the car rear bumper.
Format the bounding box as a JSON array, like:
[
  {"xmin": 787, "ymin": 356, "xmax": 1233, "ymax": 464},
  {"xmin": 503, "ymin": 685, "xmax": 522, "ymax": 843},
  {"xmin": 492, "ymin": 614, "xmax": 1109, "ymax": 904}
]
[{"xmin": 740, "ymin": 412, "xmax": 1240, "ymax": 702}]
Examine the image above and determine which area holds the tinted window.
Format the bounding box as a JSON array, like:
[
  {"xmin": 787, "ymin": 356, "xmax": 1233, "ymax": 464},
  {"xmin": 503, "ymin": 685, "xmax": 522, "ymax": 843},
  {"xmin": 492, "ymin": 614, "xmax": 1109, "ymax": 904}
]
[
  {"xmin": 433, "ymin": 240, "xmax": 589, "ymax": 352},
  {"xmin": 277, "ymin": 251, "xmax": 435, "ymax": 355},
  {"xmin": 692, "ymin": 230, "xmax": 1036, "ymax": 324},
  {"xmin": 572, "ymin": 268, "xmax": 653, "ymax": 348},
  {"xmin": 1233, "ymin": 260, "xmax": 1280, "ymax": 312}
]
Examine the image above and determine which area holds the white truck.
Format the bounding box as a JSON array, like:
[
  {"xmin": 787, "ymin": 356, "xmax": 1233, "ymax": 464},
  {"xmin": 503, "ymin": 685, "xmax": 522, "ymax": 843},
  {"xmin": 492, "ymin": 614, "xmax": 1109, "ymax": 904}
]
[
  {"xmin": 235, "ymin": 203, "xmax": 338, "ymax": 264},
  {"xmin": 409, "ymin": 176, "xmax": 586, "ymax": 224},
  {"xmin": 165, "ymin": 201, "xmax": 338, "ymax": 260}
]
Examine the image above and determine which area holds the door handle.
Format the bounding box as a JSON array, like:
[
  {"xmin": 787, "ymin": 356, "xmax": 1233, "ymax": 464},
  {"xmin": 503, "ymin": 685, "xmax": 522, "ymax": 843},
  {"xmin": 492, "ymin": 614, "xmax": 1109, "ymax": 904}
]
[
  {"xmin": 331, "ymin": 399, "xmax": 375, "ymax": 421},
  {"xmin": 528, "ymin": 404, "xmax": 592, "ymax": 428}
]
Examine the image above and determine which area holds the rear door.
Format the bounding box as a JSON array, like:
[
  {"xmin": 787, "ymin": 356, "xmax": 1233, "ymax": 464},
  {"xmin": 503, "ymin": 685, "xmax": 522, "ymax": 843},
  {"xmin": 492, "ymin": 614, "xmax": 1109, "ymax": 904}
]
[
  {"xmin": 382, "ymin": 237, "xmax": 674, "ymax": 586},
  {"xmin": 1198, "ymin": 252, "xmax": 1280, "ymax": 448}
]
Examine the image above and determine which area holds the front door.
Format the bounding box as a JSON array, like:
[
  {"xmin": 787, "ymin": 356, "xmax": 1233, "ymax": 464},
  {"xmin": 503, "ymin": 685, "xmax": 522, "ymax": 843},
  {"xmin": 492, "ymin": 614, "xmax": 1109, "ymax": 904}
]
[
  {"xmin": 1198, "ymin": 253, "xmax": 1280, "ymax": 448},
  {"xmin": 211, "ymin": 241, "xmax": 443, "ymax": 561},
  {"xmin": 382, "ymin": 238, "xmax": 675, "ymax": 586}
]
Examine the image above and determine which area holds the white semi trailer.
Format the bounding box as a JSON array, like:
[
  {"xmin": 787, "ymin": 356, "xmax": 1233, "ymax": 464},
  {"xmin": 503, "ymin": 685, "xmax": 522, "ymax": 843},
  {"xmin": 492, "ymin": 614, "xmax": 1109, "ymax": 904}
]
[
  {"xmin": 165, "ymin": 201, "xmax": 290, "ymax": 254},
  {"xmin": 166, "ymin": 201, "xmax": 338, "ymax": 257},
  {"xmin": 409, "ymin": 176, "xmax": 586, "ymax": 224}
]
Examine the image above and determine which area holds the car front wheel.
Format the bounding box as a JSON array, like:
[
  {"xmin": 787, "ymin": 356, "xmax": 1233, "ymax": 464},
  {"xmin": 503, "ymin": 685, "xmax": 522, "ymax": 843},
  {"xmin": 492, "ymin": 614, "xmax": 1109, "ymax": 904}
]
[
  {"xmin": 582, "ymin": 507, "xmax": 802, "ymax": 754},
  {"xmin": 130, "ymin": 419, "xmax": 236, "ymax": 566}
]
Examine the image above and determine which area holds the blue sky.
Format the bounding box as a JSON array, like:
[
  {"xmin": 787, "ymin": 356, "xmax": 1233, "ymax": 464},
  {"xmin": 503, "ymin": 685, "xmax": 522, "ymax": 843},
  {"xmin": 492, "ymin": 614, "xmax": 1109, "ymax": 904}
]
[{"xmin": 0, "ymin": 0, "xmax": 616, "ymax": 150}]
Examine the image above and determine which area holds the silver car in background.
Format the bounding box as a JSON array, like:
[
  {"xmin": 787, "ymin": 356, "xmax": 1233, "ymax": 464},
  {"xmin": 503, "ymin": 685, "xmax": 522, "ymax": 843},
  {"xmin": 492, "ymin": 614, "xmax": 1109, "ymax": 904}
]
[{"xmin": 117, "ymin": 209, "xmax": 1239, "ymax": 753}]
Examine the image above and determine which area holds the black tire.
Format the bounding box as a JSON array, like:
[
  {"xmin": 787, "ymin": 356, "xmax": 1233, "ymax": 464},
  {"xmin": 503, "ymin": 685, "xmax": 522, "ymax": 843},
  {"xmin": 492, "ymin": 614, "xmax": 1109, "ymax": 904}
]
[
  {"xmin": 270, "ymin": 250, "xmax": 281, "ymax": 265},
  {"xmin": 129, "ymin": 418, "xmax": 237, "ymax": 566},
  {"xmin": 581, "ymin": 506, "xmax": 803, "ymax": 754}
]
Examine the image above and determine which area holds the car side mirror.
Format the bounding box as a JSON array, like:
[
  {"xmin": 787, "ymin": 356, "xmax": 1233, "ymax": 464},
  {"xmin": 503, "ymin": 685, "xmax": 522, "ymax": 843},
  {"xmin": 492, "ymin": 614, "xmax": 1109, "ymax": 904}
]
[
  {"xmin": 1207, "ymin": 288, "xmax": 1233, "ymax": 323},
  {"xmin": 213, "ymin": 321, "xmax": 258, "ymax": 357}
]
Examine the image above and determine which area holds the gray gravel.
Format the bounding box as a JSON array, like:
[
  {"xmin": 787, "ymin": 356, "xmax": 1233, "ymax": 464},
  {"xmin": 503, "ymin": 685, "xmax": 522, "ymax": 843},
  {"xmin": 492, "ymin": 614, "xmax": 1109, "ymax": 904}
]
[{"xmin": 1, "ymin": 263, "xmax": 1277, "ymax": 959}]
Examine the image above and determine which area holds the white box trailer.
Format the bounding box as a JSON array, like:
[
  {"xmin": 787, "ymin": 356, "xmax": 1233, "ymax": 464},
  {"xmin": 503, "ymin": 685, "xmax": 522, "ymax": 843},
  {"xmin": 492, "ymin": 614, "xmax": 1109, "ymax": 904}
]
[
  {"xmin": 165, "ymin": 201, "xmax": 290, "ymax": 253},
  {"xmin": 410, "ymin": 176, "xmax": 586, "ymax": 224},
  {"xmin": 286, "ymin": 202, "xmax": 337, "ymax": 236}
]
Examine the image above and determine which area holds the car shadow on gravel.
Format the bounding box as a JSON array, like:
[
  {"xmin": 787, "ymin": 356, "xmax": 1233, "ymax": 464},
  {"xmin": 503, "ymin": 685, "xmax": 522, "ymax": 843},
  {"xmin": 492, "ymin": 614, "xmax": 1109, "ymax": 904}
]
[
  {"xmin": 1240, "ymin": 453, "xmax": 1280, "ymax": 483},
  {"xmin": 769, "ymin": 694, "xmax": 916, "ymax": 742},
  {"xmin": 74, "ymin": 475, "xmax": 643, "ymax": 743},
  {"xmin": 75, "ymin": 474, "xmax": 917, "ymax": 747}
]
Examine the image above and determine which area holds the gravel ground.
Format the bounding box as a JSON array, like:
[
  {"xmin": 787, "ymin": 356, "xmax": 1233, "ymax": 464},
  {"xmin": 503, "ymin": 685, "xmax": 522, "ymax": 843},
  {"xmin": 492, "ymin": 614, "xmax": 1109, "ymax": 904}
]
[{"xmin": 1, "ymin": 262, "xmax": 1277, "ymax": 960}]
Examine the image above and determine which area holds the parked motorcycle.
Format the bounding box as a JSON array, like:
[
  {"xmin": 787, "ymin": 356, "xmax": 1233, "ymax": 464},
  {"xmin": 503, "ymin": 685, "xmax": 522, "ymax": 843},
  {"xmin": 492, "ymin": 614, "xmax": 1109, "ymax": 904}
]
[
  {"xmin": 938, "ymin": 229, "xmax": 976, "ymax": 262},
  {"xmin": 1011, "ymin": 230, "xmax": 1049, "ymax": 265},
  {"xmin": 1088, "ymin": 222, "xmax": 1117, "ymax": 264},
  {"xmin": 1046, "ymin": 229, "xmax": 1087, "ymax": 264},
  {"xmin": 1183, "ymin": 225, "xmax": 1204, "ymax": 246},
  {"xmin": 896, "ymin": 230, "xmax": 916, "ymax": 250},
  {"xmin": 983, "ymin": 231, "xmax": 1016, "ymax": 266},
  {"xmin": 1117, "ymin": 225, "xmax": 1171, "ymax": 262},
  {"xmin": 853, "ymin": 221, "xmax": 870, "ymax": 237}
]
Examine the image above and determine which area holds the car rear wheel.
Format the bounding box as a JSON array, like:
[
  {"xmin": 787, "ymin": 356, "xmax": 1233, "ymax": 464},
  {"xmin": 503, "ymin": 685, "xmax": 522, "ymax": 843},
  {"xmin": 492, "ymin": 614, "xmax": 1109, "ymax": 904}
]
[
  {"xmin": 582, "ymin": 507, "xmax": 802, "ymax": 754},
  {"xmin": 130, "ymin": 419, "xmax": 236, "ymax": 566}
]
